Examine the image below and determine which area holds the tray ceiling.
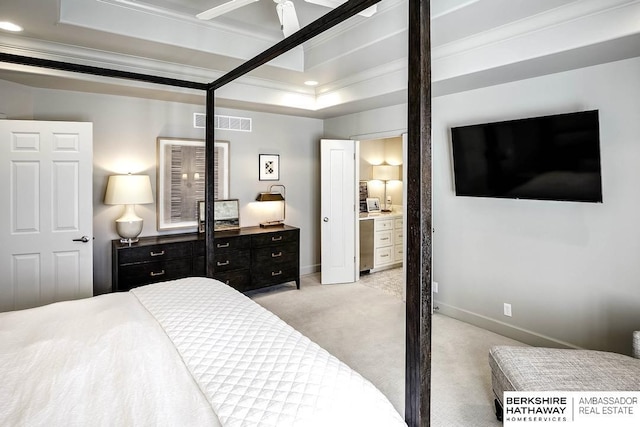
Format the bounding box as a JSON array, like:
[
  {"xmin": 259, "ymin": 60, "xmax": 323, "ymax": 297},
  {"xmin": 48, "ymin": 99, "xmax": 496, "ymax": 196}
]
[{"xmin": 1, "ymin": 0, "xmax": 639, "ymax": 118}]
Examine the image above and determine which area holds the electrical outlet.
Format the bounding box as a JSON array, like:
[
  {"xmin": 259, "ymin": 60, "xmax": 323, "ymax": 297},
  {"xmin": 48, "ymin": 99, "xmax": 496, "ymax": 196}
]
[
  {"xmin": 504, "ymin": 303, "xmax": 512, "ymax": 317},
  {"xmin": 433, "ymin": 281, "xmax": 438, "ymax": 293}
]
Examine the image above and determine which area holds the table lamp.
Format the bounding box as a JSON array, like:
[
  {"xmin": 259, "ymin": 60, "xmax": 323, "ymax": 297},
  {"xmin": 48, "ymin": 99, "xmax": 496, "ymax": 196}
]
[
  {"xmin": 372, "ymin": 164, "xmax": 399, "ymax": 212},
  {"xmin": 256, "ymin": 184, "xmax": 286, "ymax": 227},
  {"xmin": 104, "ymin": 174, "xmax": 154, "ymax": 244}
]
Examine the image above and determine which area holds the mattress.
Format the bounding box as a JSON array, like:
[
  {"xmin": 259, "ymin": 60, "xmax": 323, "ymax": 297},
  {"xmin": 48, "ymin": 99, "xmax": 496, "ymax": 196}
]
[{"xmin": 0, "ymin": 277, "xmax": 405, "ymax": 426}]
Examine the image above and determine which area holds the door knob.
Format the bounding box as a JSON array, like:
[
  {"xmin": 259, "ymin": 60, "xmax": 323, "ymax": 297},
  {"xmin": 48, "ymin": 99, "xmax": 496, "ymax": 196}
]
[
  {"xmin": 72, "ymin": 236, "xmax": 91, "ymax": 243},
  {"xmin": 323, "ymin": 217, "xmax": 329, "ymax": 222}
]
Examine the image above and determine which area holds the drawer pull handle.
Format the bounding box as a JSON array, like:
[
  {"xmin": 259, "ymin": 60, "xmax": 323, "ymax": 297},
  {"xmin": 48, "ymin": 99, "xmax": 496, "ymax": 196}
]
[
  {"xmin": 150, "ymin": 270, "xmax": 165, "ymax": 277},
  {"xmin": 150, "ymin": 251, "xmax": 165, "ymax": 257},
  {"xmin": 272, "ymin": 270, "xmax": 282, "ymax": 276},
  {"xmin": 217, "ymin": 260, "xmax": 230, "ymax": 266},
  {"xmin": 381, "ymin": 237, "xmax": 389, "ymax": 241},
  {"xmin": 381, "ymin": 254, "xmax": 389, "ymax": 258},
  {"xmin": 271, "ymin": 236, "xmax": 283, "ymax": 242},
  {"xmin": 217, "ymin": 242, "xmax": 230, "ymax": 248},
  {"xmin": 271, "ymin": 252, "xmax": 282, "ymax": 258}
]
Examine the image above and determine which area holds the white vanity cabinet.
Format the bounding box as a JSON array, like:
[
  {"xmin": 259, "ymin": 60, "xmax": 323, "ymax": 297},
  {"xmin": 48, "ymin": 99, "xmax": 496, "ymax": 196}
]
[{"xmin": 372, "ymin": 214, "xmax": 403, "ymax": 269}]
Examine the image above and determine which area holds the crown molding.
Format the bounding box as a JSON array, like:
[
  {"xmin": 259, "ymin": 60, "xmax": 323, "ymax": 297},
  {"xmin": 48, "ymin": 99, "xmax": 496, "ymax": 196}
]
[{"xmin": 433, "ymin": 0, "xmax": 639, "ymax": 61}]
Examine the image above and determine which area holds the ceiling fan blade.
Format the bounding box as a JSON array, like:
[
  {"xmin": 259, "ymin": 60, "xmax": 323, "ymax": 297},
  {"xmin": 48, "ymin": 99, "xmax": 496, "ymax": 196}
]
[
  {"xmin": 276, "ymin": 1, "xmax": 301, "ymax": 37},
  {"xmin": 196, "ymin": 0, "xmax": 260, "ymax": 20},
  {"xmin": 304, "ymin": 0, "xmax": 377, "ymax": 17}
]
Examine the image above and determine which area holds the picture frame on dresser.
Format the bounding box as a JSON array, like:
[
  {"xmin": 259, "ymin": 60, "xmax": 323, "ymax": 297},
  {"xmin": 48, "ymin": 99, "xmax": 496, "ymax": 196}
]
[
  {"xmin": 213, "ymin": 199, "xmax": 240, "ymax": 231},
  {"xmin": 198, "ymin": 200, "xmax": 205, "ymax": 233},
  {"xmin": 366, "ymin": 197, "xmax": 381, "ymax": 213},
  {"xmin": 157, "ymin": 137, "xmax": 230, "ymax": 231}
]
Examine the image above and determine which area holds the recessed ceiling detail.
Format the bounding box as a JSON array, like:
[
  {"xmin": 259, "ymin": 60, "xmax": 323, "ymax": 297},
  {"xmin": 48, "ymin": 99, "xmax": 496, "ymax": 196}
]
[{"xmin": 0, "ymin": 0, "xmax": 639, "ymax": 118}]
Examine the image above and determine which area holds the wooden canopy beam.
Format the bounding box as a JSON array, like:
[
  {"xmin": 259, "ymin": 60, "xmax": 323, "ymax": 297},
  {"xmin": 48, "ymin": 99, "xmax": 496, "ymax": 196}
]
[
  {"xmin": 405, "ymin": 0, "xmax": 432, "ymax": 425},
  {"xmin": 0, "ymin": 0, "xmax": 433, "ymax": 423},
  {"xmin": 209, "ymin": 0, "xmax": 381, "ymax": 90},
  {"xmin": 0, "ymin": 52, "xmax": 208, "ymax": 91}
]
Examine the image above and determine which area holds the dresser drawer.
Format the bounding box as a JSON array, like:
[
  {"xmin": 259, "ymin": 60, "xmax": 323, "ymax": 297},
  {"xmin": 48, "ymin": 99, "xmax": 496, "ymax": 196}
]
[
  {"xmin": 118, "ymin": 241, "xmax": 192, "ymax": 265},
  {"xmin": 212, "ymin": 269, "xmax": 251, "ymax": 291},
  {"xmin": 375, "ymin": 230, "xmax": 393, "ymax": 248},
  {"xmin": 251, "ymin": 266, "xmax": 299, "ymax": 289},
  {"xmin": 213, "ymin": 249, "xmax": 250, "ymax": 272},
  {"xmin": 375, "ymin": 246, "xmax": 394, "ymax": 266},
  {"xmin": 375, "ymin": 218, "xmax": 393, "ymax": 231},
  {"xmin": 251, "ymin": 230, "xmax": 298, "ymax": 247},
  {"xmin": 192, "ymin": 255, "xmax": 205, "ymax": 276},
  {"xmin": 213, "ymin": 235, "xmax": 251, "ymax": 252},
  {"xmin": 394, "ymin": 244, "xmax": 404, "ymax": 262},
  {"xmin": 252, "ymin": 244, "xmax": 298, "ymax": 266},
  {"xmin": 117, "ymin": 258, "xmax": 192, "ymax": 291}
]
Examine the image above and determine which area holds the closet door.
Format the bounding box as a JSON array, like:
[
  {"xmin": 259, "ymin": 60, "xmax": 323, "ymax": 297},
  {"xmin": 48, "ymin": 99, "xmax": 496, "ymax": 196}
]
[
  {"xmin": 0, "ymin": 120, "xmax": 93, "ymax": 311},
  {"xmin": 320, "ymin": 139, "xmax": 357, "ymax": 284}
]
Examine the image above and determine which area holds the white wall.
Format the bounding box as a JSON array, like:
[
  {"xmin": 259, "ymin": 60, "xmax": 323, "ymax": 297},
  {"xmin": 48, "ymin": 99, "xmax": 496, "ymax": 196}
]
[
  {"xmin": 325, "ymin": 57, "xmax": 640, "ymax": 355},
  {"xmin": 20, "ymin": 88, "xmax": 323, "ymax": 295},
  {"xmin": 0, "ymin": 79, "xmax": 33, "ymax": 118}
]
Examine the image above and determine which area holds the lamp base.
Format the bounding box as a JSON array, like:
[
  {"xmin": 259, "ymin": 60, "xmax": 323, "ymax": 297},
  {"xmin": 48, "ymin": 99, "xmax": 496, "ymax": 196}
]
[
  {"xmin": 115, "ymin": 204, "xmax": 144, "ymax": 244},
  {"xmin": 119, "ymin": 237, "xmax": 140, "ymax": 245},
  {"xmin": 259, "ymin": 220, "xmax": 284, "ymax": 228}
]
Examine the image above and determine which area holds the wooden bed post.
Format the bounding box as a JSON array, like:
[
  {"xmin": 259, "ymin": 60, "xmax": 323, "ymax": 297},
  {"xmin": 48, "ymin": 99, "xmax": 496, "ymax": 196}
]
[
  {"xmin": 405, "ymin": 0, "xmax": 432, "ymax": 426},
  {"xmin": 0, "ymin": 0, "xmax": 433, "ymax": 422},
  {"xmin": 205, "ymin": 87, "xmax": 216, "ymax": 277}
]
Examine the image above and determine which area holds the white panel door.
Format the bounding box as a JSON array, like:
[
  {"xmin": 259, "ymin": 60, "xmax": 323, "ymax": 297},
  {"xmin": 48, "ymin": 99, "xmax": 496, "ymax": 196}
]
[
  {"xmin": 320, "ymin": 139, "xmax": 357, "ymax": 284},
  {"xmin": 0, "ymin": 120, "xmax": 93, "ymax": 312}
]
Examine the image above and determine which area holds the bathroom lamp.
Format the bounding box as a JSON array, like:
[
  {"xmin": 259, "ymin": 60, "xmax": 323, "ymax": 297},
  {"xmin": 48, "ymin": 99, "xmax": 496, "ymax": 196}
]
[
  {"xmin": 104, "ymin": 174, "xmax": 154, "ymax": 244},
  {"xmin": 256, "ymin": 184, "xmax": 286, "ymax": 227},
  {"xmin": 372, "ymin": 164, "xmax": 399, "ymax": 212}
]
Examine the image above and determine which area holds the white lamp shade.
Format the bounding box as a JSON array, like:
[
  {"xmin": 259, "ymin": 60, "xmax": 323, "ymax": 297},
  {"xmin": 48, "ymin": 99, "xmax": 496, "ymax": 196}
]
[
  {"xmin": 372, "ymin": 164, "xmax": 399, "ymax": 181},
  {"xmin": 104, "ymin": 174, "xmax": 154, "ymax": 205}
]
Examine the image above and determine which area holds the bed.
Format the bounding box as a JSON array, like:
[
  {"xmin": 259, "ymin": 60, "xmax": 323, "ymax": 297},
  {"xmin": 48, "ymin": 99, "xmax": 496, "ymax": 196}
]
[{"xmin": 0, "ymin": 277, "xmax": 405, "ymax": 426}]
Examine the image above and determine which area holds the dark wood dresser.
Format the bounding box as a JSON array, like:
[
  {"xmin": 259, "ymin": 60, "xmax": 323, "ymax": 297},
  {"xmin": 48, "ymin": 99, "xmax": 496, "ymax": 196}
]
[{"xmin": 111, "ymin": 225, "xmax": 300, "ymax": 293}]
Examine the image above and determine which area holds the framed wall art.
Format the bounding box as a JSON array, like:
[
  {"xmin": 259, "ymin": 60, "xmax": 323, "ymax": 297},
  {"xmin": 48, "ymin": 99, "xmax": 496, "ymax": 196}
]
[
  {"xmin": 213, "ymin": 199, "xmax": 240, "ymax": 231},
  {"xmin": 259, "ymin": 154, "xmax": 280, "ymax": 181},
  {"xmin": 157, "ymin": 137, "xmax": 230, "ymax": 231}
]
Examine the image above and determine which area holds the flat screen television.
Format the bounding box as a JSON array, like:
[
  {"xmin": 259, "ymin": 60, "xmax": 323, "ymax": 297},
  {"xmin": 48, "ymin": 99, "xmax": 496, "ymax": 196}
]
[{"xmin": 450, "ymin": 110, "xmax": 603, "ymax": 203}]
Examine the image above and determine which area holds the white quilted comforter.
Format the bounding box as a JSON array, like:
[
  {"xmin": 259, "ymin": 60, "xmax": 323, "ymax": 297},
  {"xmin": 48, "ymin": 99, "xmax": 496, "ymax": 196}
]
[{"xmin": 0, "ymin": 277, "xmax": 405, "ymax": 426}]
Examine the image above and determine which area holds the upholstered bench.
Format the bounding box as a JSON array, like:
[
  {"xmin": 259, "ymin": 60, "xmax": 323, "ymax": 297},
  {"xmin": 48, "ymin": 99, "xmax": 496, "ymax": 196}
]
[{"xmin": 489, "ymin": 331, "xmax": 640, "ymax": 421}]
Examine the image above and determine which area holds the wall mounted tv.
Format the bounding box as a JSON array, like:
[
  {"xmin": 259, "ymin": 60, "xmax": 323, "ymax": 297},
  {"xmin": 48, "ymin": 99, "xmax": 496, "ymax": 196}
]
[{"xmin": 450, "ymin": 110, "xmax": 603, "ymax": 203}]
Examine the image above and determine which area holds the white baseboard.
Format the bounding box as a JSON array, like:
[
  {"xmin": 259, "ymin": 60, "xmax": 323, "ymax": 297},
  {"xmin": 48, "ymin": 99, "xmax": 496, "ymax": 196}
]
[
  {"xmin": 434, "ymin": 300, "xmax": 580, "ymax": 349},
  {"xmin": 300, "ymin": 264, "xmax": 320, "ymax": 276}
]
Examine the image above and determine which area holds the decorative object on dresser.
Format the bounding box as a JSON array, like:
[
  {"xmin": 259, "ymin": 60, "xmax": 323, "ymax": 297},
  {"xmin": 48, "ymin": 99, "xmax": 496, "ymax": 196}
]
[
  {"xmin": 255, "ymin": 184, "xmax": 286, "ymax": 227},
  {"xmin": 213, "ymin": 199, "xmax": 240, "ymax": 231},
  {"xmin": 198, "ymin": 200, "xmax": 205, "ymax": 233},
  {"xmin": 156, "ymin": 137, "xmax": 229, "ymax": 231},
  {"xmin": 104, "ymin": 173, "xmax": 154, "ymax": 244},
  {"xmin": 112, "ymin": 225, "xmax": 300, "ymax": 292},
  {"xmin": 366, "ymin": 197, "xmax": 381, "ymax": 213},
  {"xmin": 258, "ymin": 153, "xmax": 280, "ymax": 181},
  {"xmin": 372, "ymin": 163, "xmax": 400, "ymax": 212}
]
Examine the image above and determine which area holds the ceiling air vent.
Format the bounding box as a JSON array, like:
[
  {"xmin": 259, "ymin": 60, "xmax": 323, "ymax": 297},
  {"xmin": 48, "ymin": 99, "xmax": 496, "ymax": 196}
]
[{"xmin": 193, "ymin": 113, "xmax": 252, "ymax": 132}]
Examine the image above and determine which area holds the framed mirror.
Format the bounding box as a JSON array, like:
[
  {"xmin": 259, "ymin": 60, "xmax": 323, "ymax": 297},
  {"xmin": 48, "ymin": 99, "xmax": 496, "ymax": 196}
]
[{"xmin": 157, "ymin": 137, "xmax": 229, "ymax": 231}]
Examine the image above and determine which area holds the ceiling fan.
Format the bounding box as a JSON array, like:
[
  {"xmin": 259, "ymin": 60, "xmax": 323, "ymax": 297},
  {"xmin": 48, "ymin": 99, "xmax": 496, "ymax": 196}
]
[{"xmin": 196, "ymin": 0, "xmax": 377, "ymax": 38}]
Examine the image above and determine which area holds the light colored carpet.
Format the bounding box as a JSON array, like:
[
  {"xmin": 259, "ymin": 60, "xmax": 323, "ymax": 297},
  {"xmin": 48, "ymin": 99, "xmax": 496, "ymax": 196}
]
[{"xmin": 249, "ymin": 272, "xmax": 524, "ymax": 426}]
